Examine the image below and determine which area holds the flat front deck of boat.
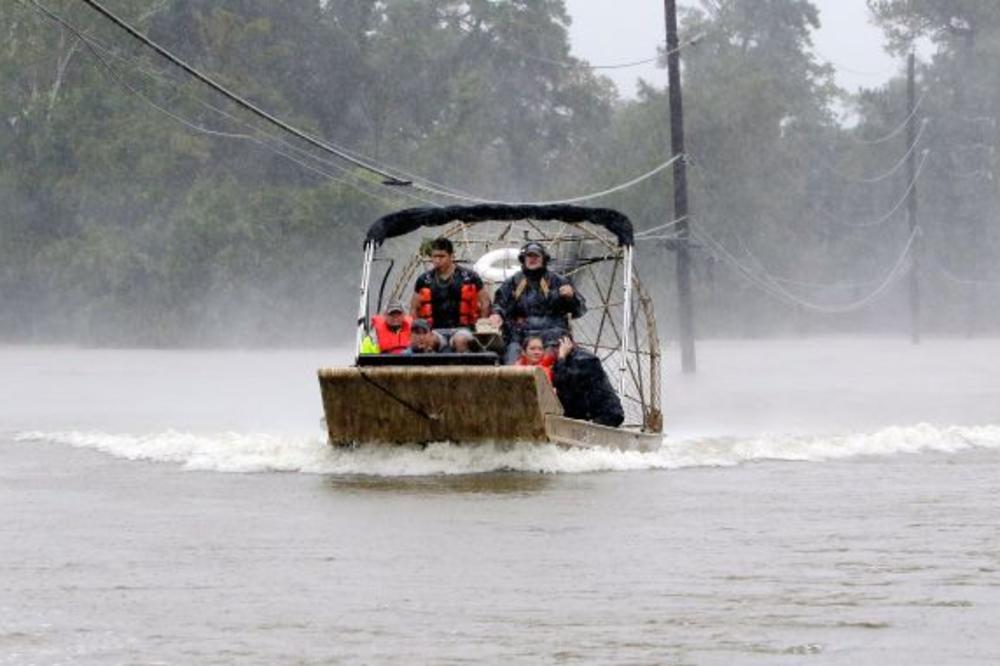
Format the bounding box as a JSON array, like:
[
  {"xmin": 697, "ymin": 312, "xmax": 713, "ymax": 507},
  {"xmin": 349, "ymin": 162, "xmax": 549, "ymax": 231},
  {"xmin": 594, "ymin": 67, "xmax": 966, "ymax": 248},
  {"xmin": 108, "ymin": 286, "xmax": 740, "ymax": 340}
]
[
  {"xmin": 318, "ymin": 365, "xmax": 562, "ymax": 445},
  {"xmin": 318, "ymin": 365, "xmax": 662, "ymax": 451}
]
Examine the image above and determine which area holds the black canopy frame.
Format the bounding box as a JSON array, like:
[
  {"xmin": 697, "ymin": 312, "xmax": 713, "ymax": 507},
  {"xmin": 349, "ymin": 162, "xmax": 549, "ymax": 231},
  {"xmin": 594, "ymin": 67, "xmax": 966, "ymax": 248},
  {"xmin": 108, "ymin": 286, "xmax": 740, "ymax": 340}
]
[{"xmin": 364, "ymin": 204, "xmax": 635, "ymax": 248}]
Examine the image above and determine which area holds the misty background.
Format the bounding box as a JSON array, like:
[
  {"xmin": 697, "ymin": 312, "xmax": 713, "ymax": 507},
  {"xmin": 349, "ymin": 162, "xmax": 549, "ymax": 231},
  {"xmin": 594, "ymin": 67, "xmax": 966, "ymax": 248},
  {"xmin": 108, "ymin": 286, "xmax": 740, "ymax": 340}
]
[{"xmin": 3, "ymin": 0, "xmax": 1000, "ymax": 346}]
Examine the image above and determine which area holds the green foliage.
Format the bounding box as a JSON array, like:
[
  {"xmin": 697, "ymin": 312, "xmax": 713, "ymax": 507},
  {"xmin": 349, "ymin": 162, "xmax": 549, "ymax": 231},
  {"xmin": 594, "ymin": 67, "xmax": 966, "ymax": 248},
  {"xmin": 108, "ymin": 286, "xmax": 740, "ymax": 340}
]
[
  {"xmin": 3, "ymin": 0, "xmax": 999, "ymax": 343},
  {"xmin": 1, "ymin": 0, "xmax": 611, "ymax": 343},
  {"xmin": 865, "ymin": 0, "xmax": 1000, "ymax": 332}
]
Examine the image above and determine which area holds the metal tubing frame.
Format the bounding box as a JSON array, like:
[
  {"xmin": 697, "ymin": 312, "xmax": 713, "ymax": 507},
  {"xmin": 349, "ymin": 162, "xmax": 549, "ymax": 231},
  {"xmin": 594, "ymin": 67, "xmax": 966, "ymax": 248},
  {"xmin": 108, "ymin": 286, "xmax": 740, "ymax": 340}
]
[
  {"xmin": 619, "ymin": 245, "xmax": 634, "ymax": 395},
  {"xmin": 355, "ymin": 242, "xmax": 375, "ymax": 356}
]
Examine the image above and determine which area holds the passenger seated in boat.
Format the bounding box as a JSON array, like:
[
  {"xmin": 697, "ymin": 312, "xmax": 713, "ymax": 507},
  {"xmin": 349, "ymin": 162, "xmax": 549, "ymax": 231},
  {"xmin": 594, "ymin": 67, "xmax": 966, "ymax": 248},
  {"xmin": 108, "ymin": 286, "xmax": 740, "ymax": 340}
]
[
  {"xmin": 448, "ymin": 328, "xmax": 483, "ymax": 353},
  {"xmin": 410, "ymin": 237, "xmax": 491, "ymax": 332},
  {"xmin": 370, "ymin": 301, "xmax": 411, "ymax": 354},
  {"xmin": 489, "ymin": 241, "xmax": 586, "ymax": 364},
  {"xmin": 515, "ymin": 335, "xmax": 555, "ymax": 384},
  {"xmin": 552, "ymin": 335, "xmax": 624, "ymax": 427},
  {"xmin": 405, "ymin": 318, "xmax": 447, "ymax": 354}
]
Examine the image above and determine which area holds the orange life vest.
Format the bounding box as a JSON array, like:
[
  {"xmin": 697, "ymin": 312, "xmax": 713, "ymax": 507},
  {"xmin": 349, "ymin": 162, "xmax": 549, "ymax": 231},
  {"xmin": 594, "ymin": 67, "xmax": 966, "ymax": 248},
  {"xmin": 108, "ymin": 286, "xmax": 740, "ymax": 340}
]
[
  {"xmin": 371, "ymin": 314, "xmax": 412, "ymax": 354},
  {"xmin": 516, "ymin": 354, "xmax": 555, "ymax": 384},
  {"xmin": 416, "ymin": 270, "xmax": 480, "ymax": 328}
]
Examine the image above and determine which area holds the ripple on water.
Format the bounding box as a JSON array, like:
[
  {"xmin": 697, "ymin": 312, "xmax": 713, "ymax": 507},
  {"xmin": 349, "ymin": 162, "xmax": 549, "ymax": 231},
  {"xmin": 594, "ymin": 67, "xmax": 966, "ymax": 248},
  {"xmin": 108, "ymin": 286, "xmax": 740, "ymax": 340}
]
[{"xmin": 834, "ymin": 620, "xmax": 892, "ymax": 629}]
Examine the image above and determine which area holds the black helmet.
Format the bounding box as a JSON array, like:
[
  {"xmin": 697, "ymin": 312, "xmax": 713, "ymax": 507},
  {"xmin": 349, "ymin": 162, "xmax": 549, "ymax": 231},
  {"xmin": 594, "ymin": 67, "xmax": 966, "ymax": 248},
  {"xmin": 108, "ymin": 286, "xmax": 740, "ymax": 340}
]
[{"xmin": 518, "ymin": 241, "xmax": 550, "ymax": 264}]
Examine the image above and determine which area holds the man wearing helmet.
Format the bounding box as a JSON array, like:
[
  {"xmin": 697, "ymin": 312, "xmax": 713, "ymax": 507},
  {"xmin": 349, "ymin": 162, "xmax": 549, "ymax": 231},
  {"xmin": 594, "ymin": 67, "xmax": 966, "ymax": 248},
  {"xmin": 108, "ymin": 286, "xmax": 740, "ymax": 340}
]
[{"xmin": 488, "ymin": 241, "xmax": 586, "ymax": 364}]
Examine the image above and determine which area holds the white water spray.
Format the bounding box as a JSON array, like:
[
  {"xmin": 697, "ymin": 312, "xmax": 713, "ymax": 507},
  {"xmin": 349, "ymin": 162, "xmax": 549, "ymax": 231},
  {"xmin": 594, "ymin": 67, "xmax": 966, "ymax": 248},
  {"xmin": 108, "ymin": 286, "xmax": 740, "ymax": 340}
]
[{"xmin": 14, "ymin": 423, "xmax": 1000, "ymax": 476}]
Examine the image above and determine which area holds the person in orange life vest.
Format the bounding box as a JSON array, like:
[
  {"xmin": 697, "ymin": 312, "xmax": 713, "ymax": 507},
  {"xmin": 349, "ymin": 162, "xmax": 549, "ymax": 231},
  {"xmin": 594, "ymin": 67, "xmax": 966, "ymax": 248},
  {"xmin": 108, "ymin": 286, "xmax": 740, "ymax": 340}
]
[
  {"xmin": 370, "ymin": 301, "xmax": 412, "ymax": 354},
  {"xmin": 515, "ymin": 335, "xmax": 555, "ymax": 384},
  {"xmin": 410, "ymin": 237, "xmax": 490, "ymax": 331}
]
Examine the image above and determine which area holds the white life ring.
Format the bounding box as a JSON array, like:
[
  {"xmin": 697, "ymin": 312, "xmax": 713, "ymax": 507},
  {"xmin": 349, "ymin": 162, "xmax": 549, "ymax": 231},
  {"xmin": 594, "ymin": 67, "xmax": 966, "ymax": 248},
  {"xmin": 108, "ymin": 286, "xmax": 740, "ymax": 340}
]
[{"xmin": 474, "ymin": 247, "xmax": 521, "ymax": 283}]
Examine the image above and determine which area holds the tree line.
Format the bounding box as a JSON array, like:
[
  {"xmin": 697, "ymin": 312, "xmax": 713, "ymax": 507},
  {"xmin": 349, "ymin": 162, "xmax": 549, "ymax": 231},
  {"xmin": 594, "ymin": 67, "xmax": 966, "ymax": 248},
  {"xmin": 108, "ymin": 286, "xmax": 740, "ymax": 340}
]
[{"xmin": 2, "ymin": 0, "xmax": 998, "ymax": 345}]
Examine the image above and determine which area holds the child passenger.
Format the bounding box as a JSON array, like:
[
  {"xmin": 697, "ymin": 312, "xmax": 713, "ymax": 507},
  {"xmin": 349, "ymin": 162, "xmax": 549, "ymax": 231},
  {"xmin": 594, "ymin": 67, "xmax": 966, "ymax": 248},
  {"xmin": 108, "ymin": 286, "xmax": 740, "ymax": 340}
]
[{"xmin": 515, "ymin": 335, "xmax": 555, "ymax": 384}]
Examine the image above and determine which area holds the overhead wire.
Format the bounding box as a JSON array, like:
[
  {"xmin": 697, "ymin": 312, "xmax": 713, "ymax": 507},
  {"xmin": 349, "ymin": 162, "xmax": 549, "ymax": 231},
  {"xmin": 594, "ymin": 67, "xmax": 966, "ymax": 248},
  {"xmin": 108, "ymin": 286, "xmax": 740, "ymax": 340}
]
[
  {"xmin": 33, "ymin": 0, "xmax": 695, "ymax": 209},
  {"xmin": 411, "ymin": 154, "xmax": 685, "ymax": 206},
  {"xmin": 103, "ymin": 45, "xmax": 440, "ymax": 206},
  {"xmin": 132, "ymin": 71, "xmax": 443, "ymax": 205},
  {"xmin": 927, "ymin": 253, "xmax": 1000, "ymax": 286},
  {"xmin": 819, "ymin": 149, "xmax": 930, "ymax": 229},
  {"xmin": 30, "ymin": 0, "xmax": 942, "ymax": 233},
  {"xmin": 18, "ymin": 0, "xmax": 429, "ymax": 209},
  {"xmin": 8, "ymin": 2, "xmax": 434, "ymax": 205},
  {"xmin": 730, "ymin": 223, "xmax": 881, "ymax": 292},
  {"xmin": 634, "ymin": 216, "xmax": 687, "ymax": 239},
  {"xmin": 482, "ymin": 31, "xmax": 706, "ymax": 71},
  {"xmin": 694, "ymin": 224, "xmax": 919, "ymax": 314},
  {"xmin": 65, "ymin": 0, "xmax": 426, "ymax": 187},
  {"xmin": 683, "ymin": 150, "xmax": 921, "ymax": 303},
  {"xmin": 823, "ymin": 118, "xmax": 929, "ymax": 184},
  {"xmin": 23, "ymin": 0, "xmax": 955, "ymax": 314},
  {"xmin": 849, "ymin": 91, "xmax": 926, "ymax": 145},
  {"xmin": 638, "ymin": 234, "xmax": 683, "ymax": 242}
]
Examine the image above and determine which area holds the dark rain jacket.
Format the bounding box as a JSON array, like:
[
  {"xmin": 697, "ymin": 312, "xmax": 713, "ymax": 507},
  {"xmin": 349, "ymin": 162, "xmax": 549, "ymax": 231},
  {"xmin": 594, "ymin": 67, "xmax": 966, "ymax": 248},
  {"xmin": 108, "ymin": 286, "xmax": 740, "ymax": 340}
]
[
  {"xmin": 492, "ymin": 269, "xmax": 586, "ymax": 341},
  {"xmin": 552, "ymin": 347, "xmax": 625, "ymax": 428}
]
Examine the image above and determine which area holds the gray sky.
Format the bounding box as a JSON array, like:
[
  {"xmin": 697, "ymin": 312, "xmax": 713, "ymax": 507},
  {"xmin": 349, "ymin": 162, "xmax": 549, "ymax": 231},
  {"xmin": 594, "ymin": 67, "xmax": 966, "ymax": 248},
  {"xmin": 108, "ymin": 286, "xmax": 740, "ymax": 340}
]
[{"xmin": 562, "ymin": 0, "xmax": 907, "ymax": 99}]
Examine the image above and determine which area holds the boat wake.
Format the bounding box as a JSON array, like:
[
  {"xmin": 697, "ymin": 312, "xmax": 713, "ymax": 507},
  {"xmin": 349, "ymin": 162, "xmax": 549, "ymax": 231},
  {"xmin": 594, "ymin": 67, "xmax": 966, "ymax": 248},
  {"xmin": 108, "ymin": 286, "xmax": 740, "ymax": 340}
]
[{"xmin": 12, "ymin": 423, "xmax": 1000, "ymax": 476}]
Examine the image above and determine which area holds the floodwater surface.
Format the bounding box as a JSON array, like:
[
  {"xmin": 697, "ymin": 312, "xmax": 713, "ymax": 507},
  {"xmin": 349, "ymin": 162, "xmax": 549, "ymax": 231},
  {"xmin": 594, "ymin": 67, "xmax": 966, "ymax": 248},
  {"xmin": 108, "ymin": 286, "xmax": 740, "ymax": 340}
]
[{"xmin": 2, "ymin": 339, "xmax": 999, "ymax": 664}]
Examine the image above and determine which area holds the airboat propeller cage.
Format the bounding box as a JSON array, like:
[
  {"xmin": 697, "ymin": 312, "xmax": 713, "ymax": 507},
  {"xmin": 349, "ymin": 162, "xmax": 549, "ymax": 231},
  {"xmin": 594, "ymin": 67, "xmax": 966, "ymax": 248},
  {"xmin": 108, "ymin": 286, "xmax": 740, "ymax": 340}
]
[{"xmin": 356, "ymin": 204, "xmax": 640, "ymax": 400}]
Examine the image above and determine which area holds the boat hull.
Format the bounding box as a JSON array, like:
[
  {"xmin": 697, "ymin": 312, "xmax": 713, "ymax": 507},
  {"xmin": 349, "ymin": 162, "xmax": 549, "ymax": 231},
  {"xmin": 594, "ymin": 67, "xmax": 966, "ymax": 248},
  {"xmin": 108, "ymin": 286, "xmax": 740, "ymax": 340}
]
[{"xmin": 317, "ymin": 366, "xmax": 661, "ymax": 452}]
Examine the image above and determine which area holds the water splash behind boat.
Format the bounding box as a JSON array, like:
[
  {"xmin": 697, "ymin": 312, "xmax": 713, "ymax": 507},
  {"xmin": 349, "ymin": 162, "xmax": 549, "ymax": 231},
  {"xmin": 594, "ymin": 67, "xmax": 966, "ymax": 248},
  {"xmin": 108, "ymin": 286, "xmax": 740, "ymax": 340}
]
[{"xmin": 14, "ymin": 423, "xmax": 1000, "ymax": 476}]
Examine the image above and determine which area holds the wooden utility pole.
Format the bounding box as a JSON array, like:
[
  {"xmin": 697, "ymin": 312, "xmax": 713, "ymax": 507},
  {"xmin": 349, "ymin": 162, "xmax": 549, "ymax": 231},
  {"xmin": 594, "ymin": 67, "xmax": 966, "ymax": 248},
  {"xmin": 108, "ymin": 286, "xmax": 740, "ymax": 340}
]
[
  {"xmin": 664, "ymin": 0, "xmax": 696, "ymax": 373},
  {"xmin": 906, "ymin": 52, "xmax": 921, "ymax": 344}
]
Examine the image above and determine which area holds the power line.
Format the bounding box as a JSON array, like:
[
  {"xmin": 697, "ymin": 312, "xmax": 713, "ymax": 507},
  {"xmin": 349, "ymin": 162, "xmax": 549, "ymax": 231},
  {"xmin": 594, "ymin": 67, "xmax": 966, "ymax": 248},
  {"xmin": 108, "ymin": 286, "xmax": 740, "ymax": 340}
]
[
  {"xmin": 634, "ymin": 216, "xmax": 687, "ymax": 238},
  {"xmin": 484, "ymin": 31, "xmax": 706, "ymax": 71},
  {"xmin": 22, "ymin": 0, "xmax": 413, "ymax": 197},
  {"xmin": 413, "ymin": 154, "xmax": 684, "ymax": 206},
  {"xmin": 928, "ymin": 253, "xmax": 1000, "ymax": 286},
  {"xmin": 683, "ymin": 151, "xmax": 921, "ymax": 305},
  {"xmin": 850, "ymin": 91, "xmax": 927, "ymax": 145},
  {"xmin": 97, "ymin": 39, "xmax": 439, "ymax": 207},
  {"xmin": 638, "ymin": 234, "xmax": 683, "ymax": 241},
  {"xmin": 65, "ymin": 0, "xmax": 414, "ymax": 186},
  {"xmin": 819, "ymin": 149, "xmax": 930, "ymax": 229},
  {"xmin": 29, "ymin": 0, "xmax": 684, "ymax": 208},
  {"xmin": 694, "ymin": 224, "xmax": 918, "ymax": 314},
  {"xmin": 823, "ymin": 118, "xmax": 929, "ymax": 184},
  {"xmin": 505, "ymin": 47, "xmax": 658, "ymax": 71},
  {"xmin": 19, "ymin": 0, "xmax": 432, "ymax": 209}
]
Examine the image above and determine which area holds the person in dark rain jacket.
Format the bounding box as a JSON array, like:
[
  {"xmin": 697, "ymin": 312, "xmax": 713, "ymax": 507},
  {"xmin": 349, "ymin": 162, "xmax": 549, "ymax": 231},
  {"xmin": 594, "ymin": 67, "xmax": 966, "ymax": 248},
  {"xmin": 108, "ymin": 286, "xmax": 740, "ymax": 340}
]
[
  {"xmin": 489, "ymin": 242, "xmax": 586, "ymax": 364},
  {"xmin": 551, "ymin": 335, "xmax": 624, "ymax": 428}
]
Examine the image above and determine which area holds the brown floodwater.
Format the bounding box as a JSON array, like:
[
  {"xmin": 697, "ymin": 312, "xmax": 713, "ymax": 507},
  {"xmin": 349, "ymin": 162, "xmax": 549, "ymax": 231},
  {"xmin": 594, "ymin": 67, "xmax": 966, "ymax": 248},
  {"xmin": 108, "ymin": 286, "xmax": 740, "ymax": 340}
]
[{"xmin": 2, "ymin": 340, "xmax": 999, "ymax": 664}]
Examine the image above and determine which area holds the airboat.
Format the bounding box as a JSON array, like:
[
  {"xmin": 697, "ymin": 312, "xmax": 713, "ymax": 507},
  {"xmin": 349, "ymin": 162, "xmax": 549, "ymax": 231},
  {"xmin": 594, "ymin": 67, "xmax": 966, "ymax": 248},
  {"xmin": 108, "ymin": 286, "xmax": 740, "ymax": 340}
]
[{"xmin": 317, "ymin": 204, "xmax": 663, "ymax": 452}]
